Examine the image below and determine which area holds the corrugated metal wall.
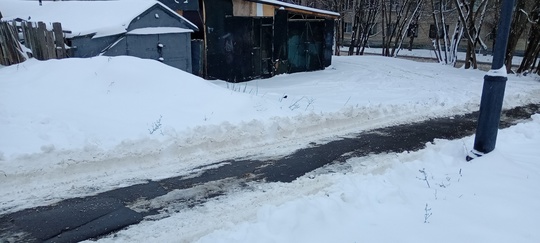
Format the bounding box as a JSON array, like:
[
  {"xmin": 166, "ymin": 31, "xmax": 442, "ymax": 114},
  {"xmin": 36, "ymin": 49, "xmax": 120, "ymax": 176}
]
[
  {"xmin": 273, "ymin": 9, "xmax": 289, "ymax": 75},
  {"xmin": 221, "ymin": 17, "xmax": 273, "ymax": 82},
  {"xmin": 204, "ymin": 0, "xmax": 334, "ymax": 82},
  {"xmin": 287, "ymin": 20, "xmax": 325, "ymax": 73},
  {"xmin": 204, "ymin": 0, "xmax": 234, "ymax": 80}
]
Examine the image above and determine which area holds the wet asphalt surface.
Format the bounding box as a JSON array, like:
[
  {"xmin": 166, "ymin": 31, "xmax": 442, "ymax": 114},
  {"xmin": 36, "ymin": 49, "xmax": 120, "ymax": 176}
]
[{"xmin": 1, "ymin": 103, "xmax": 539, "ymax": 243}]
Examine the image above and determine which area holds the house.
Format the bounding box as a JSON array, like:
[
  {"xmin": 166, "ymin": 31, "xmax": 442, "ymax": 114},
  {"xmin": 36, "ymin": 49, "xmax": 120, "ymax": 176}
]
[
  {"xmin": 158, "ymin": 0, "xmax": 339, "ymax": 82},
  {"xmin": 1, "ymin": 0, "xmax": 198, "ymax": 73}
]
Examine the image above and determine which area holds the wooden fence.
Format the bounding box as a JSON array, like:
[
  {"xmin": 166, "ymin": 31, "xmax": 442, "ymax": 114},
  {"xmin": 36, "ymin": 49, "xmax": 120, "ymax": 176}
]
[
  {"xmin": 0, "ymin": 20, "xmax": 67, "ymax": 66},
  {"xmin": 0, "ymin": 21, "xmax": 26, "ymax": 66}
]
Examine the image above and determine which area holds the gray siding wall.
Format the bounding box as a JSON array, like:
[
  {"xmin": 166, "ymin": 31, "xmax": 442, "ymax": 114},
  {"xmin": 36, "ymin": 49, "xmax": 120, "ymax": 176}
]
[
  {"xmin": 157, "ymin": 33, "xmax": 192, "ymax": 72},
  {"xmin": 128, "ymin": 5, "xmax": 196, "ymax": 31},
  {"xmin": 105, "ymin": 33, "xmax": 192, "ymax": 73},
  {"xmin": 103, "ymin": 37, "xmax": 127, "ymax": 57},
  {"xmin": 70, "ymin": 35, "xmax": 121, "ymax": 57},
  {"xmin": 70, "ymin": 4, "xmax": 194, "ymax": 73}
]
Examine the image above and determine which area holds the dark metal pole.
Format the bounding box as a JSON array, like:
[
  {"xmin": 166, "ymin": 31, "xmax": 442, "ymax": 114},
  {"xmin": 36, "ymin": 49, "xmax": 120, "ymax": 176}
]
[{"xmin": 467, "ymin": 0, "xmax": 516, "ymax": 161}]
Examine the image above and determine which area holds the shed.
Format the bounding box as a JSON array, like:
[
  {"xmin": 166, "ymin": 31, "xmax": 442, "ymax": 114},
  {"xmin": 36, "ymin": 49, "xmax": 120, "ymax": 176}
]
[
  {"xmin": 1, "ymin": 0, "xmax": 198, "ymax": 73},
  {"xmin": 159, "ymin": 0, "xmax": 339, "ymax": 82}
]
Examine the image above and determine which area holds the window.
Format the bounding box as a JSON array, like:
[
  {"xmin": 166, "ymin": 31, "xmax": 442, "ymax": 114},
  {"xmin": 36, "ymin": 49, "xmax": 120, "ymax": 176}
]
[
  {"xmin": 345, "ymin": 23, "xmax": 377, "ymax": 35},
  {"xmin": 489, "ymin": 27, "xmax": 496, "ymax": 40},
  {"xmin": 434, "ymin": 0, "xmax": 453, "ymax": 10},
  {"xmin": 407, "ymin": 24, "xmax": 418, "ymax": 38},
  {"xmin": 386, "ymin": 23, "xmax": 396, "ymax": 36},
  {"xmin": 345, "ymin": 22, "xmax": 353, "ymax": 33},
  {"xmin": 363, "ymin": 23, "xmax": 377, "ymax": 35},
  {"xmin": 429, "ymin": 24, "xmax": 449, "ymax": 39},
  {"xmin": 390, "ymin": 0, "xmax": 402, "ymax": 12},
  {"xmin": 347, "ymin": 0, "xmax": 354, "ymax": 10}
]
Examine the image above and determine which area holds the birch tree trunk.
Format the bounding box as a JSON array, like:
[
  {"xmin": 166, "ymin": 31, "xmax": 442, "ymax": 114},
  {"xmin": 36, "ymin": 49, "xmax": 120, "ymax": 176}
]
[
  {"xmin": 381, "ymin": 0, "xmax": 390, "ymax": 55},
  {"xmin": 431, "ymin": 0, "xmax": 444, "ymax": 62},
  {"xmin": 454, "ymin": 0, "xmax": 490, "ymax": 69},
  {"xmin": 393, "ymin": 0, "xmax": 425, "ymax": 56},
  {"xmin": 505, "ymin": 0, "xmax": 536, "ymax": 73},
  {"xmin": 358, "ymin": 0, "xmax": 381, "ymax": 55},
  {"xmin": 348, "ymin": 4, "xmax": 361, "ymax": 56},
  {"xmin": 381, "ymin": 0, "xmax": 425, "ymax": 57},
  {"xmin": 516, "ymin": 3, "xmax": 540, "ymax": 74}
]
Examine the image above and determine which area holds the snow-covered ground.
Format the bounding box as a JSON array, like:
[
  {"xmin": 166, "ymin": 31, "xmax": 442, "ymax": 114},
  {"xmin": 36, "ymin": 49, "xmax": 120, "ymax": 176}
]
[
  {"xmin": 97, "ymin": 115, "xmax": 540, "ymax": 243},
  {"xmin": 345, "ymin": 47, "xmax": 524, "ymax": 65},
  {"xmin": 1, "ymin": 54, "xmax": 540, "ymax": 242}
]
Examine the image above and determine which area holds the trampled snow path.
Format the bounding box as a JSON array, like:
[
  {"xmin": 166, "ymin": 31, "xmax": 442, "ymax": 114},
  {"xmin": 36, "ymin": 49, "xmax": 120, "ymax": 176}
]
[
  {"xmin": 95, "ymin": 113, "xmax": 540, "ymax": 243},
  {"xmin": 2, "ymin": 104, "xmax": 538, "ymax": 243}
]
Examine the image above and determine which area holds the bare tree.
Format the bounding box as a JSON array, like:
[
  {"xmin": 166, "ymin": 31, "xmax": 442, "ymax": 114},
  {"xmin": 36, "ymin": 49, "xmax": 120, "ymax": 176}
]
[
  {"xmin": 430, "ymin": 0, "xmax": 459, "ymax": 64},
  {"xmin": 505, "ymin": 0, "xmax": 537, "ymax": 73},
  {"xmin": 381, "ymin": 0, "xmax": 425, "ymax": 57},
  {"xmin": 454, "ymin": 0, "xmax": 490, "ymax": 69},
  {"xmin": 312, "ymin": 0, "xmax": 349, "ymax": 55},
  {"xmin": 516, "ymin": 2, "xmax": 540, "ymax": 74},
  {"xmin": 393, "ymin": 0, "xmax": 425, "ymax": 56},
  {"xmin": 348, "ymin": 0, "xmax": 381, "ymax": 55},
  {"xmin": 406, "ymin": 12, "xmax": 421, "ymax": 51}
]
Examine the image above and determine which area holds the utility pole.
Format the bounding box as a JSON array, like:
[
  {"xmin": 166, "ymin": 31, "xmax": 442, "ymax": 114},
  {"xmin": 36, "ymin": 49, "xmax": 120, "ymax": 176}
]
[{"xmin": 466, "ymin": 0, "xmax": 516, "ymax": 161}]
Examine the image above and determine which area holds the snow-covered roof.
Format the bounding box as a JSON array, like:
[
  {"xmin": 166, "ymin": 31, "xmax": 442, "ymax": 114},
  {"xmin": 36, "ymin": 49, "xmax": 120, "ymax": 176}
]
[
  {"xmin": 0, "ymin": 0, "xmax": 198, "ymax": 38},
  {"xmin": 245, "ymin": 0, "xmax": 340, "ymax": 18},
  {"xmin": 127, "ymin": 27, "xmax": 193, "ymax": 35}
]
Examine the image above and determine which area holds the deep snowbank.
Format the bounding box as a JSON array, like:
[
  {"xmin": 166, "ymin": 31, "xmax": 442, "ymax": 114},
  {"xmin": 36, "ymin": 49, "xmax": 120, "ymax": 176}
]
[{"xmin": 1, "ymin": 55, "xmax": 540, "ymax": 215}]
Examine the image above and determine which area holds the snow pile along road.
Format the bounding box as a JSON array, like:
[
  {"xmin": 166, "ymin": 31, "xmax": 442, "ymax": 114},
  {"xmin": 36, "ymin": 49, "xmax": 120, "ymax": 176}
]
[
  {"xmin": 1, "ymin": 55, "xmax": 540, "ymax": 215},
  {"xmin": 94, "ymin": 114, "xmax": 540, "ymax": 243}
]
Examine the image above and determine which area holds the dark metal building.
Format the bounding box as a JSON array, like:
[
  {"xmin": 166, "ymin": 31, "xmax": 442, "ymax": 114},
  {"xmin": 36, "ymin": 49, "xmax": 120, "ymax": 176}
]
[{"xmin": 159, "ymin": 0, "xmax": 339, "ymax": 82}]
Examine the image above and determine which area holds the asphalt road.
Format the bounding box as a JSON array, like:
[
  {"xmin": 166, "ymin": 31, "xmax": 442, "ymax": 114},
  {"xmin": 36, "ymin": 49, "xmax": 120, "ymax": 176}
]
[{"xmin": 1, "ymin": 104, "xmax": 539, "ymax": 243}]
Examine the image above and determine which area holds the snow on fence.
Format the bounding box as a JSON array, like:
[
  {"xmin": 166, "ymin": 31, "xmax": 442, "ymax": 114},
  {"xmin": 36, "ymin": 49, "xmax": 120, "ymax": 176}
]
[
  {"xmin": 0, "ymin": 21, "xmax": 26, "ymax": 66},
  {"xmin": 0, "ymin": 20, "xmax": 67, "ymax": 66}
]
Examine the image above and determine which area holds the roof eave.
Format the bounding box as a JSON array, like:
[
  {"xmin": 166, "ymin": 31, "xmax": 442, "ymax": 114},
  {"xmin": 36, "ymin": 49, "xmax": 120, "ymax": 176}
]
[{"xmin": 245, "ymin": 0, "xmax": 340, "ymax": 19}]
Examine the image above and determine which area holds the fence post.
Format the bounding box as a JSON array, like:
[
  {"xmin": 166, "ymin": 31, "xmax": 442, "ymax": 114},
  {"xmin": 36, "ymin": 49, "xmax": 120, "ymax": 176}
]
[
  {"xmin": 0, "ymin": 23, "xmax": 8, "ymax": 65},
  {"xmin": 1, "ymin": 21, "xmax": 67, "ymax": 63},
  {"xmin": 37, "ymin": 22, "xmax": 50, "ymax": 60},
  {"xmin": 0, "ymin": 22, "xmax": 27, "ymax": 65},
  {"xmin": 52, "ymin": 22, "xmax": 66, "ymax": 58},
  {"xmin": 45, "ymin": 28, "xmax": 55, "ymax": 58},
  {"xmin": 23, "ymin": 22, "xmax": 33, "ymax": 57}
]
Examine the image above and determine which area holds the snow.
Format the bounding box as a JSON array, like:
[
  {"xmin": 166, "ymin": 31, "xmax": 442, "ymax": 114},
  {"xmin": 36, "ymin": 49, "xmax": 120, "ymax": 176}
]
[
  {"xmin": 0, "ymin": 0, "xmax": 197, "ymax": 38},
  {"xmin": 191, "ymin": 120, "xmax": 540, "ymax": 243},
  {"xmin": 353, "ymin": 47, "xmax": 524, "ymax": 65},
  {"xmin": 487, "ymin": 65, "xmax": 509, "ymax": 77},
  {"xmin": 88, "ymin": 115, "xmax": 540, "ymax": 243},
  {"xmin": 127, "ymin": 27, "xmax": 193, "ymax": 35},
  {"xmin": 1, "ymin": 53, "xmax": 540, "ymax": 242},
  {"xmin": 247, "ymin": 0, "xmax": 340, "ymax": 17}
]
